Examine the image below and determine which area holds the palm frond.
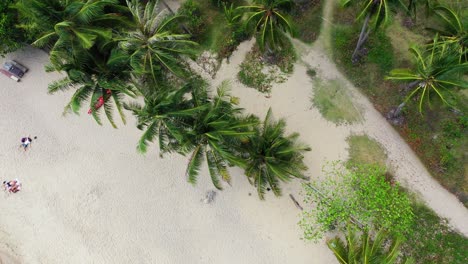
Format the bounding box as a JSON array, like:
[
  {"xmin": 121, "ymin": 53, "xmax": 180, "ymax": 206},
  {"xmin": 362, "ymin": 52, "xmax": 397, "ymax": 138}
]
[{"xmin": 185, "ymin": 144, "xmax": 204, "ymax": 185}]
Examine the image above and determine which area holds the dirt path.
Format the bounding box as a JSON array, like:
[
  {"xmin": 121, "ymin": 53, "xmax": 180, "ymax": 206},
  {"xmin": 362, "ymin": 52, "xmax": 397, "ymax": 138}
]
[{"xmin": 204, "ymin": 0, "xmax": 468, "ymax": 235}]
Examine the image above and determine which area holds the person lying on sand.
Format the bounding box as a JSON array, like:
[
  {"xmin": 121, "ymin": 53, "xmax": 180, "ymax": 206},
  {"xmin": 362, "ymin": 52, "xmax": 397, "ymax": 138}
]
[{"xmin": 3, "ymin": 179, "xmax": 21, "ymax": 193}]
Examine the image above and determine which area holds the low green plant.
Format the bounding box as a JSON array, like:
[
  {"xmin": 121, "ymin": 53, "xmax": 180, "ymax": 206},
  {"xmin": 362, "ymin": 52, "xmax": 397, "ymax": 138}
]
[
  {"xmin": 306, "ymin": 68, "xmax": 317, "ymax": 78},
  {"xmin": 401, "ymin": 202, "xmax": 468, "ymax": 264},
  {"xmin": 238, "ymin": 46, "xmax": 287, "ymax": 93},
  {"xmin": 311, "ymin": 78, "xmax": 361, "ymax": 124},
  {"xmin": 290, "ymin": 0, "xmax": 323, "ymax": 43},
  {"xmin": 300, "ymin": 162, "xmax": 414, "ymax": 240},
  {"xmin": 346, "ymin": 134, "xmax": 387, "ymax": 167}
]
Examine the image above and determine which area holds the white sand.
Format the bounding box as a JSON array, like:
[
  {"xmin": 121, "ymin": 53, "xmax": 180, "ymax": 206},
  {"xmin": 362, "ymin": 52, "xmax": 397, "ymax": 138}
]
[{"xmin": 0, "ymin": 47, "xmax": 337, "ymax": 263}]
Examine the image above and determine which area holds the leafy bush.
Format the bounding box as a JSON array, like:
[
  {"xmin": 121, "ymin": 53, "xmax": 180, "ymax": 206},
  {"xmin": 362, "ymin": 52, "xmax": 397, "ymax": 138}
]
[
  {"xmin": 300, "ymin": 162, "xmax": 414, "ymax": 240},
  {"xmin": 0, "ymin": 0, "xmax": 24, "ymax": 55},
  {"xmin": 178, "ymin": 0, "xmax": 205, "ymax": 38},
  {"xmin": 238, "ymin": 45, "xmax": 288, "ymax": 93}
]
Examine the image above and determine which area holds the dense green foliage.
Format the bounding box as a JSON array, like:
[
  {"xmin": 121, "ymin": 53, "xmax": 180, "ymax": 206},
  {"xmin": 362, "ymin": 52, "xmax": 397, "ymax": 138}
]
[
  {"xmin": 340, "ymin": 0, "xmax": 408, "ymax": 62},
  {"xmin": 120, "ymin": 0, "xmax": 197, "ymax": 83},
  {"xmin": 300, "ymin": 163, "xmax": 414, "ymax": 240},
  {"xmin": 0, "ymin": 0, "xmax": 24, "ymax": 55}
]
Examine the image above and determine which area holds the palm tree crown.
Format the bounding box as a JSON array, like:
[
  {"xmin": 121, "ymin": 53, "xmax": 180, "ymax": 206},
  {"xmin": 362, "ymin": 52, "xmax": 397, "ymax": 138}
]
[
  {"xmin": 182, "ymin": 81, "xmax": 258, "ymax": 190},
  {"xmin": 386, "ymin": 37, "xmax": 468, "ymax": 112},
  {"xmin": 238, "ymin": 0, "xmax": 294, "ymax": 51},
  {"xmin": 119, "ymin": 0, "xmax": 197, "ymax": 83},
  {"xmin": 327, "ymin": 225, "xmax": 415, "ymax": 264},
  {"xmin": 17, "ymin": 0, "xmax": 124, "ymax": 70},
  {"xmin": 241, "ymin": 108, "xmax": 311, "ymax": 199}
]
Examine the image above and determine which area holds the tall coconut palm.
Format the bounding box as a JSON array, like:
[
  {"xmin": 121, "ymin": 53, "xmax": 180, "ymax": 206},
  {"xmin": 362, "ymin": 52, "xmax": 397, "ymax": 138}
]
[
  {"xmin": 16, "ymin": 0, "xmax": 126, "ymax": 71},
  {"xmin": 386, "ymin": 37, "xmax": 468, "ymax": 113},
  {"xmin": 241, "ymin": 108, "xmax": 310, "ymax": 199},
  {"xmin": 48, "ymin": 48, "xmax": 137, "ymax": 127},
  {"xmin": 340, "ymin": 0, "xmax": 407, "ymax": 62},
  {"xmin": 125, "ymin": 80, "xmax": 209, "ymax": 154},
  {"xmin": 237, "ymin": 0, "xmax": 294, "ymax": 52},
  {"xmin": 119, "ymin": 0, "xmax": 197, "ymax": 83},
  {"xmin": 327, "ymin": 225, "xmax": 415, "ymax": 264},
  {"xmin": 430, "ymin": 5, "xmax": 467, "ymax": 63},
  {"xmin": 182, "ymin": 81, "xmax": 258, "ymax": 190}
]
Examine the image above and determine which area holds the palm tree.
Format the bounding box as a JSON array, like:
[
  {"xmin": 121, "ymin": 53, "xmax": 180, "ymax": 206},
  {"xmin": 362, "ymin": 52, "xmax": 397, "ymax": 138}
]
[
  {"xmin": 237, "ymin": 0, "xmax": 294, "ymax": 52},
  {"xmin": 182, "ymin": 81, "xmax": 258, "ymax": 190},
  {"xmin": 327, "ymin": 225, "xmax": 415, "ymax": 264},
  {"xmin": 16, "ymin": 0, "xmax": 126, "ymax": 71},
  {"xmin": 48, "ymin": 48, "xmax": 137, "ymax": 127},
  {"xmin": 430, "ymin": 5, "xmax": 467, "ymax": 62},
  {"xmin": 125, "ymin": 80, "xmax": 209, "ymax": 154},
  {"xmin": 386, "ymin": 37, "xmax": 468, "ymax": 113},
  {"xmin": 119, "ymin": 0, "xmax": 197, "ymax": 83},
  {"xmin": 241, "ymin": 108, "xmax": 311, "ymax": 199},
  {"xmin": 340, "ymin": 0, "xmax": 407, "ymax": 62}
]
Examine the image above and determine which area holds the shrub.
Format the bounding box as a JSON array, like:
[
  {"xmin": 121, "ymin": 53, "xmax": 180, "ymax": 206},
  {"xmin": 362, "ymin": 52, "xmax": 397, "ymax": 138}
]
[
  {"xmin": 178, "ymin": 0, "xmax": 205, "ymax": 38},
  {"xmin": 300, "ymin": 162, "xmax": 414, "ymax": 240},
  {"xmin": 0, "ymin": 0, "xmax": 24, "ymax": 55}
]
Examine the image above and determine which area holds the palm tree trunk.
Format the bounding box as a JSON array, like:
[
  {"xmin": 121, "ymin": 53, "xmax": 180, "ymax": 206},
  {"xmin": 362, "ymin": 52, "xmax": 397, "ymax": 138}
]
[
  {"xmin": 387, "ymin": 81, "xmax": 420, "ymax": 122},
  {"xmin": 352, "ymin": 13, "xmax": 371, "ymax": 63},
  {"xmin": 161, "ymin": 0, "xmax": 192, "ymax": 35},
  {"xmin": 160, "ymin": 0, "xmax": 175, "ymax": 14}
]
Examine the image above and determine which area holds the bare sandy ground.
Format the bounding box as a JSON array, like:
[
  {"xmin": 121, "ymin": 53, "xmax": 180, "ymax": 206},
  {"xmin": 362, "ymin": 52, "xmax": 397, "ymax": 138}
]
[{"xmin": 0, "ymin": 47, "xmax": 337, "ymax": 263}]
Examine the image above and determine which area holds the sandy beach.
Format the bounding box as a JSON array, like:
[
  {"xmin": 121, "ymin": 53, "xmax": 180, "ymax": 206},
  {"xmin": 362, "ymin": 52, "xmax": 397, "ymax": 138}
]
[{"xmin": 0, "ymin": 47, "xmax": 338, "ymax": 263}]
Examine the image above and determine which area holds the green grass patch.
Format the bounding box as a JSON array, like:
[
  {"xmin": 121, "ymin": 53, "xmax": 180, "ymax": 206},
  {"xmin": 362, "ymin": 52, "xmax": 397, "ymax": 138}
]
[
  {"xmin": 386, "ymin": 15, "xmax": 427, "ymax": 64},
  {"xmin": 346, "ymin": 135, "xmax": 387, "ymax": 167},
  {"xmin": 311, "ymin": 78, "xmax": 361, "ymax": 124},
  {"xmin": 291, "ymin": 0, "xmax": 324, "ymax": 44},
  {"xmin": 401, "ymin": 202, "xmax": 468, "ymax": 264}
]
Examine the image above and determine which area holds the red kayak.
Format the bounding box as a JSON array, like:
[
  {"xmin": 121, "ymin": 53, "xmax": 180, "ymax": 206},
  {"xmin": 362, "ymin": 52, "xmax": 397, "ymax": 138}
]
[
  {"xmin": 0, "ymin": 69, "xmax": 20, "ymax": 82},
  {"xmin": 88, "ymin": 90, "xmax": 111, "ymax": 114}
]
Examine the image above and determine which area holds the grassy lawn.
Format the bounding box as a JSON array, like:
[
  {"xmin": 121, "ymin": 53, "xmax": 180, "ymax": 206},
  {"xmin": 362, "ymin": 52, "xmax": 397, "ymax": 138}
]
[
  {"xmin": 402, "ymin": 202, "xmax": 468, "ymax": 264},
  {"xmin": 346, "ymin": 134, "xmax": 387, "ymax": 167},
  {"xmin": 331, "ymin": 3, "xmax": 468, "ymax": 206},
  {"xmin": 291, "ymin": 0, "xmax": 324, "ymax": 44},
  {"xmin": 311, "ymin": 78, "xmax": 362, "ymax": 124}
]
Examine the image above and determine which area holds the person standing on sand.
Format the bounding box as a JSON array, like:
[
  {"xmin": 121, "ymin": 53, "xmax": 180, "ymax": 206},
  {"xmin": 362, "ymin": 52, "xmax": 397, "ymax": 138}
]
[{"xmin": 20, "ymin": 136, "xmax": 37, "ymax": 151}]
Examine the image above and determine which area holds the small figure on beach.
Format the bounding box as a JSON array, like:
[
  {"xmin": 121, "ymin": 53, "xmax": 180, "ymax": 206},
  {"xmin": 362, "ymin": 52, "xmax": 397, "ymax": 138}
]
[
  {"xmin": 3, "ymin": 179, "xmax": 22, "ymax": 193},
  {"xmin": 20, "ymin": 136, "xmax": 37, "ymax": 151}
]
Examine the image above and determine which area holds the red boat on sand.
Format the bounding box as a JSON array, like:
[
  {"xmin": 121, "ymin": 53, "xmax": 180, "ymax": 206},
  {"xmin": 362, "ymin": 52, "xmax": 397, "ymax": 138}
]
[{"xmin": 0, "ymin": 69, "xmax": 20, "ymax": 82}]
